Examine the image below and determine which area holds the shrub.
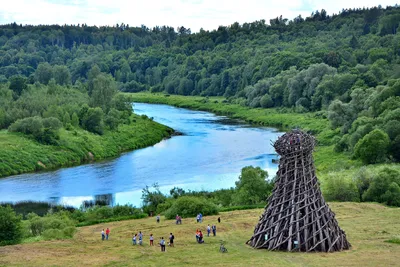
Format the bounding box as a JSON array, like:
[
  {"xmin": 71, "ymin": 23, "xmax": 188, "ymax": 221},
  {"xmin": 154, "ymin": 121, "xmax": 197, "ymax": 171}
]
[
  {"xmin": 363, "ymin": 167, "xmax": 400, "ymax": 206},
  {"xmin": 0, "ymin": 206, "xmax": 23, "ymax": 246},
  {"xmin": 323, "ymin": 176, "xmax": 359, "ymax": 202},
  {"xmin": 354, "ymin": 129, "xmax": 390, "ymax": 164},
  {"xmin": 164, "ymin": 196, "xmax": 218, "ymax": 219},
  {"xmin": 25, "ymin": 212, "xmax": 76, "ymax": 239}
]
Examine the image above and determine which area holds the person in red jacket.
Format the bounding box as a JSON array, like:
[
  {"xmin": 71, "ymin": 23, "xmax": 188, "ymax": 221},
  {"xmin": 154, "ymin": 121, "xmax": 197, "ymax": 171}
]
[{"xmin": 105, "ymin": 228, "xmax": 110, "ymax": 240}]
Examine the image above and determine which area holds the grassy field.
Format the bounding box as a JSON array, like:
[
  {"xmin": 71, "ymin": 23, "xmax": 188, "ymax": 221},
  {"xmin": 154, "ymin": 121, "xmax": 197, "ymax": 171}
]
[
  {"xmin": 0, "ymin": 114, "xmax": 173, "ymax": 177},
  {"xmin": 1, "ymin": 202, "xmax": 399, "ymax": 267}
]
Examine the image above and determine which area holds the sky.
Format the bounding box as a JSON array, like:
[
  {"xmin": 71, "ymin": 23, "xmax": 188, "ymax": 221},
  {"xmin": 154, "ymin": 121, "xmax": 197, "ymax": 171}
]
[{"xmin": 0, "ymin": 0, "xmax": 398, "ymax": 32}]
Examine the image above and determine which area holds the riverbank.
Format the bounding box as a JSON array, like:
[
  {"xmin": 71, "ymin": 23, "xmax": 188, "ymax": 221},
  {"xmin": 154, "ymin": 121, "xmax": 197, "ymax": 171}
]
[
  {"xmin": 1, "ymin": 202, "xmax": 399, "ymax": 267},
  {"xmin": 0, "ymin": 114, "xmax": 173, "ymax": 178},
  {"xmin": 129, "ymin": 93, "xmax": 361, "ymax": 174}
]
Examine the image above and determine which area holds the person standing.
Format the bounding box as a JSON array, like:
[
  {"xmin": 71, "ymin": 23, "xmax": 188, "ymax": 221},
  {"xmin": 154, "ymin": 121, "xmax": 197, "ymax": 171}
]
[
  {"xmin": 169, "ymin": 233, "xmax": 175, "ymax": 247},
  {"xmin": 160, "ymin": 237, "xmax": 166, "ymax": 252},
  {"xmin": 207, "ymin": 224, "xmax": 211, "ymax": 237},
  {"xmin": 156, "ymin": 214, "xmax": 160, "ymax": 223},
  {"xmin": 132, "ymin": 233, "xmax": 137, "ymax": 245},
  {"xmin": 150, "ymin": 234, "xmax": 154, "ymax": 246},
  {"xmin": 218, "ymin": 217, "xmax": 221, "ymax": 223},
  {"xmin": 101, "ymin": 229, "xmax": 105, "ymax": 241},
  {"xmin": 105, "ymin": 228, "xmax": 110, "ymax": 240},
  {"xmin": 199, "ymin": 213, "xmax": 203, "ymax": 223},
  {"xmin": 212, "ymin": 224, "xmax": 216, "ymax": 236},
  {"xmin": 138, "ymin": 231, "xmax": 143, "ymax": 245}
]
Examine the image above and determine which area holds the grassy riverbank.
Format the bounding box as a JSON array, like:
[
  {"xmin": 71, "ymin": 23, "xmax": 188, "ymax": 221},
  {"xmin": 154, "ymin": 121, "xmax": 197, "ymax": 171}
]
[
  {"xmin": 1, "ymin": 202, "xmax": 399, "ymax": 267},
  {"xmin": 130, "ymin": 93, "xmax": 362, "ymax": 174},
  {"xmin": 0, "ymin": 114, "xmax": 173, "ymax": 178}
]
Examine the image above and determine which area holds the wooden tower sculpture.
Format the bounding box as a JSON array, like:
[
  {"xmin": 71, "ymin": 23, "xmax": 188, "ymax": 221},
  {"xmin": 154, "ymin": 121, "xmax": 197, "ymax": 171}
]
[{"xmin": 247, "ymin": 130, "xmax": 350, "ymax": 252}]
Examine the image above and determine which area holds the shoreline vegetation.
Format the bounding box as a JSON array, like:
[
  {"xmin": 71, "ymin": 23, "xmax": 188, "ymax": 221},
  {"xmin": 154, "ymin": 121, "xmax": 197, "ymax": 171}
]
[{"xmin": 0, "ymin": 114, "xmax": 173, "ymax": 178}]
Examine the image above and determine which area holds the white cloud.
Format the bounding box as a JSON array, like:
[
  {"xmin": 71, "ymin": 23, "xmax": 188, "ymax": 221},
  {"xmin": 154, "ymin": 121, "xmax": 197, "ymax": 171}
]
[{"xmin": 0, "ymin": 0, "xmax": 398, "ymax": 32}]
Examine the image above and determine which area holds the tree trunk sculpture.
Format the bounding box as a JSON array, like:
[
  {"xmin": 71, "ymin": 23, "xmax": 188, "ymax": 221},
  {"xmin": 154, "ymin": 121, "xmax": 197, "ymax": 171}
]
[{"xmin": 247, "ymin": 130, "xmax": 351, "ymax": 252}]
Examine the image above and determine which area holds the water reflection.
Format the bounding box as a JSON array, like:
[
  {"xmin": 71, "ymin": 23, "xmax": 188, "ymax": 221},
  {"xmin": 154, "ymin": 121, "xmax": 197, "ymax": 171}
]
[{"xmin": 0, "ymin": 103, "xmax": 283, "ymax": 207}]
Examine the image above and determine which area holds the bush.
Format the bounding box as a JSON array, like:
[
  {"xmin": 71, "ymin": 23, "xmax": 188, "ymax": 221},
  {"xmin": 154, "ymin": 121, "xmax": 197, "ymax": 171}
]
[
  {"xmin": 363, "ymin": 167, "xmax": 400, "ymax": 206},
  {"xmin": 25, "ymin": 212, "xmax": 76, "ymax": 239},
  {"xmin": 354, "ymin": 129, "xmax": 390, "ymax": 164},
  {"xmin": 0, "ymin": 206, "xmax": 23, "ymax": 246},
  {"xmin": 323, "ymin": 176, "xmax": 359, "ymax": 202},
  {"xmin": 164, "ymin": 196, "xmax": 218, "ymax": 219}
]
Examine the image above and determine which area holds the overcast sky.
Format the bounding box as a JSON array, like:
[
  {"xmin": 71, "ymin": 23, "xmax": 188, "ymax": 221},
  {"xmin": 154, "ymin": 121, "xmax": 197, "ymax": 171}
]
[{"xmin": 0, "ymin": 0, "xmax": 398, "ymax": 32}]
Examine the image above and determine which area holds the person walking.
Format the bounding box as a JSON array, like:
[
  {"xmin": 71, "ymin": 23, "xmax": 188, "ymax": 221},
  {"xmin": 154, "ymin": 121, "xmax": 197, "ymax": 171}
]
[
  {"xmin": 105, "ymin": 228, "xmax": 110, "ymax": 240},
  {"xmin": 212, "ymin": 224, "xmax": 216, "ymax": 236},
  {"xmin": 160, "ymin": 237, "xmax": 166, "ymax": 252},
  {"xmin": 169, "ymin": 233, "xmax": 175, "ymax": 247},
  {"xmin": 101, "ymin": 229, "xmax": 105, "ymax": 241},
  {"xmin": 150, "ymin": 234, "xmax": 154, "ymax": 246},
  {"xmin": 207, "ymin": 224, "xmax": 211, "ymax": 237}
]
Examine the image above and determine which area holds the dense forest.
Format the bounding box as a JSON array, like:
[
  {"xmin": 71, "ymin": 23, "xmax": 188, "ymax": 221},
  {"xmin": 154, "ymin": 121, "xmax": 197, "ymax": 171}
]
[{"xmin": 1, "ymin": 5, "xmax": 400, "ymax": 165}]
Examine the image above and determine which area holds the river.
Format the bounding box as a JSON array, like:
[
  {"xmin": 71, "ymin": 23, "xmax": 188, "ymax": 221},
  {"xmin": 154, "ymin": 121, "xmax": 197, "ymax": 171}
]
[{"xmin": 0, "ymin": 103, "xmax": 283, "ymax": 207}]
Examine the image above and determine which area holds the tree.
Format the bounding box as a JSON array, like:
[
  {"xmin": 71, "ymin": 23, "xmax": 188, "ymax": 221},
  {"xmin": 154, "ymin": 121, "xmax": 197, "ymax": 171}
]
[
  {"xmin": 9, "ymin": 75, "xmax": 27, "ymax": 96},
  {"xmin": 233, "ymin": 166, "xmax": 272, "ymax": 205},
  {"xmin": 260, "ymin": 94, "xmax": 273, "ymax": 108},
  {"xmin": 354, "ymin": 129, "xmax": 390, "ymax": 164},
  {"xmin": 80, "ymin": 107, "xmax": 104, "ymax": 135},
  {"xmin": 141, "ymin": 184, "xmax": 167, "ymax": 215},
  {"xmin": 71, "ymin": 112, "xmax": 79, "ymax": 127},
  {"xmin": 0, "ymin": 206, "xmax": 23, "ymax": 246},
  {"xmin": 53, "ymin": 65, "xmax": 71, "ymax": 85},
  {"xmin": 35, "ymin": 62, "xmax": 53, "ymax": 85},
  {"xmin": 90, "ymin": 74, "xmax": 117, "ymax": 112}
]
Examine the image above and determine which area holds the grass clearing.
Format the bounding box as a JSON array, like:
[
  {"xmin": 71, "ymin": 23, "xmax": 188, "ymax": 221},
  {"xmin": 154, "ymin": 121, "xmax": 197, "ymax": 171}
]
[{"xmin": 1, "ymin": 203, "xmax": 399, "ymax": 267}]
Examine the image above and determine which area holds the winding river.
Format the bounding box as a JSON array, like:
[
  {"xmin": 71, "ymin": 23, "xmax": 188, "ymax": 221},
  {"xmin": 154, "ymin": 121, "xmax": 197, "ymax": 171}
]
[{"xmin": 0, "ymin": 103, "xmax": 283, "ymax": 207}]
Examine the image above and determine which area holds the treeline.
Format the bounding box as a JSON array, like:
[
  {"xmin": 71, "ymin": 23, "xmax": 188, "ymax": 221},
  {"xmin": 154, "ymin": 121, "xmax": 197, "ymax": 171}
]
[{"xmin": 1, "ymin": 5, "xmax": 399, "ymax": 163}]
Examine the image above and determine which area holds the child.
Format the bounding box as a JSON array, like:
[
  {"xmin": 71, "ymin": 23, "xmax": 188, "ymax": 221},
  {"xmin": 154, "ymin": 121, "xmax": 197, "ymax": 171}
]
[
  {"xmin": 207, "ymin": 224, "xmax": 211, "ymax": 237},
  {"xmin": 138, "ymin": 231, "xmax": 143, "ymax": 245},
  {"xmin": 132, "ymin": 233, "xmax": 137, "ymax": 245},
  {"xmin": 101, "ymin": 229, "xmax": 105, "ymax": 241},
  {"xmin": 160, "ymin": 237, "xmax": 166, "ymax": 252},
  {"xmin": 150, "ymin": 234, "xmax": 154, "ymax": 246}
]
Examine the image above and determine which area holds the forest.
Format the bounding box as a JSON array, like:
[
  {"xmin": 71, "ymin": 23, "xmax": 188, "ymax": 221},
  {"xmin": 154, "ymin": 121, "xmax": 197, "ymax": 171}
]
[{"xmin": 1, "ymin": 5, "xmax": 400, "ymax": 166}]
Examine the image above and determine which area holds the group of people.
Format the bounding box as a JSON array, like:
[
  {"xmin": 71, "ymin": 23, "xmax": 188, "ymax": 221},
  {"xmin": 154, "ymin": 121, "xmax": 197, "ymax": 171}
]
[
  {"xmin": 196, "ymin": 223, "xmax": 217, "ymax": 243},
  {"xmin": 100, "ymin": 214, "xmax": 222, "ymax": 252},
  {"xmin": 132, "ymin": 231, "xmax": 175, "ymax": 252},
  {"xmin": 101, "ymin": 228, "xmax": 110, "ymax": 241}
]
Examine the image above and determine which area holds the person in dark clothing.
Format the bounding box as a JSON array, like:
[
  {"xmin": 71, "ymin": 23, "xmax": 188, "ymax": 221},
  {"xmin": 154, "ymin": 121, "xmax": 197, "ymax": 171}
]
[
  {"xmin": 198, "ymin": 231, "xmax": 204, "ymax": 243},
  {"xmin": 169, "ymin": 233, "xmax": 175, "ymax": 247},
  {"xmin": 218, "ymin": 217, "xmax": 221, "ymax": 223},
  {"xmin": 212, "ymin": 224, "xmax": 216, "ymax": 236}
]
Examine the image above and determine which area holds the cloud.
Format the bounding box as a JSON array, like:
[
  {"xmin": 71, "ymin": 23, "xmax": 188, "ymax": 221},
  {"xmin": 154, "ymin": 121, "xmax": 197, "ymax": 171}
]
[{"xmin": 0, "ymin": 0, "xmax": 398, "ymax": 32}]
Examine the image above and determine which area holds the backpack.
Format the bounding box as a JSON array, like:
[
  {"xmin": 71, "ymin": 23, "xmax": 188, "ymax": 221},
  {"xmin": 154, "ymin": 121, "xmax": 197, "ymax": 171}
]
[{"xmin": 160, "ymin": 239, "xmax": 165, "ymax": 245}]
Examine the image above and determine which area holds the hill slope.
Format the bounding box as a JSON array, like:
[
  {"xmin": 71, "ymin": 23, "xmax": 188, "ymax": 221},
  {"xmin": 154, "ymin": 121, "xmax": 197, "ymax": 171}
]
[{"xmin": 1, "ymin": 203, "xmax": 399, "ymax": 267}]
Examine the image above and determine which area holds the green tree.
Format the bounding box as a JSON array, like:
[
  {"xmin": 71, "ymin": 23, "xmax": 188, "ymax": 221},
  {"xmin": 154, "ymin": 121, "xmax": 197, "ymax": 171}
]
[
  {"xmin": 354, "ymin": 129, "xmax": 390, "ymax": 164},
  {"xmin": 260, "ymin": 94, "xmax": 273, "ymax": 108},
  {"xmin": 363, "ymin": 168, "xmax": 400, "ymax": 206},
  {"xmin": 90, "ymin": 74, "xmax": 117, "ymax": 112},
  {"xmin": 80, "ymin": 107, "xmax": 104, "ymax": 135},
  {"xmin": 35, "ymin": 62, "xmax": 53, "ymax": 85},
  {"xmin": 53, "ymin": 65, "xmax": 71, "ymax": 85},
  {"xmin": 141, "ymin": 184, "xmax": 167, "ymax": 215},
  {"xmin": 9, "ymin": 75, "xmax": 27, "ymax": 96},
  {"xmin": 233, "ymin": 166, "xmax": 272, "ymax": 205},
  {"xmin": 0, "ymin": 206, "xmax": 23, "ymax": 246},
  {"xmin": 71, "ymin": 112, "xmax": 79, "ymax": 127}
]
